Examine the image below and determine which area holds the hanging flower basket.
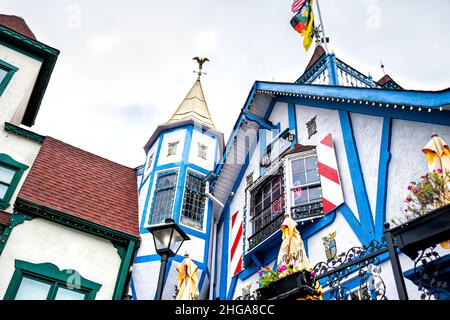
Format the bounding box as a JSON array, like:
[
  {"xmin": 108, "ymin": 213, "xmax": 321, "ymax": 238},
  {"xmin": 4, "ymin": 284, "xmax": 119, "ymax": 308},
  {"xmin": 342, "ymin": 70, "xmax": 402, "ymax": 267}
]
[{"xmin": 256, "ymin": 270, "xmax": 321, "ymax": 300}]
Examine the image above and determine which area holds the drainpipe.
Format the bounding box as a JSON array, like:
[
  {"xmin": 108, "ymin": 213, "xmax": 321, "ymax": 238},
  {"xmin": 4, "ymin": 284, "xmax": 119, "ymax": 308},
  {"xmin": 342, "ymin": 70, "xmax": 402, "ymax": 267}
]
[{"xmin": 205, "ymin": 185, "xmax": 224, "ymax": 300}]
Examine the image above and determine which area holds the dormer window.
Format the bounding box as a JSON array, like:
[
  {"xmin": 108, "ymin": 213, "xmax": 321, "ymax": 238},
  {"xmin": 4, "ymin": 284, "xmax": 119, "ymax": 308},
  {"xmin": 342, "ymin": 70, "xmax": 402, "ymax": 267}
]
[
  {"xmin": 197, "ymin": 143, "xmax": 208, "ymax": 160},
  {"xmin": 167, "ymin": 141, "xmax": 179, "ymax": 156},
  {"xmin": 0, "ymin": 59, "xmax": 18, "ymax": 96}
]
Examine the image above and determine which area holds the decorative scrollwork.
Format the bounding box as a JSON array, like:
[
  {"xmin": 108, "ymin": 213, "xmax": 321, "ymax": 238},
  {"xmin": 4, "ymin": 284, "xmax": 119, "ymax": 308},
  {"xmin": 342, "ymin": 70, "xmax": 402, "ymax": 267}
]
[
  {"xmin": 413, "ymin": 246, "xmax": 448, "ymax": 300},
  {"xmin": 234, "ymin": 284, "xmax": 257, "ymax": 300},
  {"xmin": 312, "ymin": 240, "xmax": 388, "ymax": 300}
]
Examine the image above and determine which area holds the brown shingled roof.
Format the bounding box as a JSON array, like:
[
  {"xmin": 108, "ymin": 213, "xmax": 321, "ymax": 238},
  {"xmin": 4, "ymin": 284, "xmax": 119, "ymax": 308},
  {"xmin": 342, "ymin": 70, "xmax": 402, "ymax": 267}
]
[
  {"xmin": 18, "ymin": 137, "xmax": 139, "ymax": 237},
  {"xmin": 0, "ymin": 14, "xmax": 36, "ymax": 39},
  {"xmin": 304, "ymin": 45, "xmax": 326, "ymax": 72},
  {"xmin": 0, "ymin": 211, "xmax": 11, "ymax": 226}
]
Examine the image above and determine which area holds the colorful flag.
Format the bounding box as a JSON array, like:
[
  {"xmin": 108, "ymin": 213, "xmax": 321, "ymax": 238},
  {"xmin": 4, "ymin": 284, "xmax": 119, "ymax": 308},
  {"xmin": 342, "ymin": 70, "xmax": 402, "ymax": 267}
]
[
  {"xmin": 291, "ymin": 0, "xmax": 306, "ymax": 13},
  {"xmin": 290, "ymin": 0, "xmax": 315, "ymax": 51}
]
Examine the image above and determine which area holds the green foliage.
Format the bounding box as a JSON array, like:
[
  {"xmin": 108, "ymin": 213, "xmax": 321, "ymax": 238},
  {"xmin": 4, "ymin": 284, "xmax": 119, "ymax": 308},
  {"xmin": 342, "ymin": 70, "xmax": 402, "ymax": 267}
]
[
  {"xmin": 397, "ymin": 169, "xmax": 450, "ymax": 223},
  {"xmin": 256, "ymin": 264, "xmax": 315, "ymax": 288}
]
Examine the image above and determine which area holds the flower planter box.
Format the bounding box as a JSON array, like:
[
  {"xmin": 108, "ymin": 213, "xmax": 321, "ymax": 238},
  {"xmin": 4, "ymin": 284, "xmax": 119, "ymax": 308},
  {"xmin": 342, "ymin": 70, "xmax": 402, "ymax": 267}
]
[
  {"xmin": 256, "ymin": 271, "xmax": 317, "ymax": 300},
  {"xmin": 386, "ymin": 204, "xmax": 450, "ymax": 259}
]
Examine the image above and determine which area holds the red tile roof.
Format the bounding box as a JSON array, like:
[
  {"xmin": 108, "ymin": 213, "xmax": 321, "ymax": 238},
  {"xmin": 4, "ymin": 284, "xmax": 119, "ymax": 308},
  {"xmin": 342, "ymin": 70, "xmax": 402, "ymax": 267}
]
[
  {"xmin": 0, "ymin": 211, "xmax": 11, "ymax": 226},
  {"xmin": 18, "ymin": 137, "xmax": 139, "ymax": 237},
  {"xmin": 0, "ymin": 14, "xmax": 36, "ymax": 39},
  {"xmin": 304, "ymin": 45, "xmax": 326, "ymax": 72}
]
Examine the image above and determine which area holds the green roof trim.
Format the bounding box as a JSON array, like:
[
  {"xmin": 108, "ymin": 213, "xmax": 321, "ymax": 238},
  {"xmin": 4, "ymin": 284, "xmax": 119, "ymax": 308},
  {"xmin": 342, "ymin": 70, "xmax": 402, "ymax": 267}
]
[
  {"xmin": 4, "ymin": 122, "xmax": 46, "ymax": 143},
  {"xmin": 0, "ymin": 25, "xmax": 60, "ymax": 127},
  {"xmin": 14, "ymin": 198, "xmax": 140, "ymax": 244}
]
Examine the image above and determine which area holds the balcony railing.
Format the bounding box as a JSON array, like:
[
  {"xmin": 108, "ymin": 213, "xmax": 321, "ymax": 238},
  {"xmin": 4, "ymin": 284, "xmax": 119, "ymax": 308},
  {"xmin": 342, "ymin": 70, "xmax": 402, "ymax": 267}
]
[
  {"xmin": 291, "ymin": 201, "xmax": 324, "ymax": 221},
  {"xmin": 248, "ymin": 213, "xmax": 285, "ymax": 250}
]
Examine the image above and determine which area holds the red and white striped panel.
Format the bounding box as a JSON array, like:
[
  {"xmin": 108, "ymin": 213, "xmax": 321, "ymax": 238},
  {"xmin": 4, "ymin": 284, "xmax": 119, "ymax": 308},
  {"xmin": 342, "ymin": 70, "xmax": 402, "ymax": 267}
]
[
  {"xmin": 230, "ymin": 210, "xmax": 243, "ymax": 276},
  {"xmin": 316, "ymin": 134, "xmax": 344, "ymax": 214}
]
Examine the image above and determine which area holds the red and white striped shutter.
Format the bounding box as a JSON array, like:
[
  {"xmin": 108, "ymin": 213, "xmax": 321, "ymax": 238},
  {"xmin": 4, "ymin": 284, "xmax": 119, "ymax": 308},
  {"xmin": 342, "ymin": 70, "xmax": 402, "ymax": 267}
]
[
  {"xmin": 230, "ymin": 210, "xmax": 243, "ymax": 276},
  {"xmin": 316, "ymin": 134, "xmax": 344, "ymax": 214}
]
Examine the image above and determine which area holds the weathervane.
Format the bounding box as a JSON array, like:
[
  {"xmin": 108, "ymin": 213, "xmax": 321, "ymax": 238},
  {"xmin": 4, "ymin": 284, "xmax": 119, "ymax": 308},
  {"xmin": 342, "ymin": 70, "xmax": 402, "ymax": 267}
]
[
  {"xmin": 380, "ymin": 60, "xmax": 386, "ymax": 75},
  {"xmin": 193, "ymin": 57, "xmax": 209, "ymax": 80}
]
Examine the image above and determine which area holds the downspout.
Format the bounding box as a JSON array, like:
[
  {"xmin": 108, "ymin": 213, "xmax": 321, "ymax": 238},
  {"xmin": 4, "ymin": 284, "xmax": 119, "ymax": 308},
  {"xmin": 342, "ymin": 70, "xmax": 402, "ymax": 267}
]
[
  {"xmin": 205, "ymin": 186, "xmax": 224, "ymax": 300},
  {"xmin": 112, "ymin": 239, "xmax": 136, "ymax": 300}
]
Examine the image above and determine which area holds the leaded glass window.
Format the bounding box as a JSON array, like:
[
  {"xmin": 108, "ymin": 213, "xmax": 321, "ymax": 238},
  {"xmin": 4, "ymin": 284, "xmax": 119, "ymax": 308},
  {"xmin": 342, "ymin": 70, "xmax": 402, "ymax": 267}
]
[
  {"xmin": 149, "ymin": 170, "xmax": 178, "ymax": 225},
  {"xmin": 248, "ymin": 167, "xmax": 285, "ymax": 249},
  {"xmin": 181, "ymin": 172, "xmax": 206, "ymax": 230}
]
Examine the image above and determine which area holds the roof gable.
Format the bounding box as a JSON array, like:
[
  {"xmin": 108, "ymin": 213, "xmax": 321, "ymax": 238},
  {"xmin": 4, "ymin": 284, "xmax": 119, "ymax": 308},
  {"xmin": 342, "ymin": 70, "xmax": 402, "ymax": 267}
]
[{"xmin": 0, "ymin": 14, "xmax": 36, "ymax": 39}]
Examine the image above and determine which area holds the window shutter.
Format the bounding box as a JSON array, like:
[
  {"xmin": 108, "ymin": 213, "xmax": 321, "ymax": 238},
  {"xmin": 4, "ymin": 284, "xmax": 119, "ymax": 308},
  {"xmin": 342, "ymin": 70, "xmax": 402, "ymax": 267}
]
[
  {"xmin": 230, "ymin": 210, "xmax": 243, "ymax": 276},
  {"xmin": 316, "ymin": 134, "xmax": 344, "ymax": 214}
]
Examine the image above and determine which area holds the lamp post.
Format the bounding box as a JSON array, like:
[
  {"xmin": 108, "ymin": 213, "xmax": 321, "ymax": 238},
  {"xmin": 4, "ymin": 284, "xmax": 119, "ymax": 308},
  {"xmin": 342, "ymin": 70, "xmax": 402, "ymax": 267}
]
[{"xmin": 147, "ymin": 218, "xmax": 190, "ymax": 300}]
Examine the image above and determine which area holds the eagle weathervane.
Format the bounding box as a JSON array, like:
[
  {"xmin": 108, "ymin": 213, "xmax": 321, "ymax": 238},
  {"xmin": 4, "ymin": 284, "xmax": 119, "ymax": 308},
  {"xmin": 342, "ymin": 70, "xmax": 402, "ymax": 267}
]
[{"xmin": 193, "ymin": 57, "xmax": 209, "ymax": 79}]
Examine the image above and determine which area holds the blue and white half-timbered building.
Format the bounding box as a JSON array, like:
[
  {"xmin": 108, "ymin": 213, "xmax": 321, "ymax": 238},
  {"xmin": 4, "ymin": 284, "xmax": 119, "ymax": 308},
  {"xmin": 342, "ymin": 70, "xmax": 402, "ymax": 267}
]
[
  {"xmin": 131, "ymin": 76, "xmax": 224, "ymax": 300},
  {"xmin": 207, "ymin": 45, "xmax": 450, "ymax": 300}
]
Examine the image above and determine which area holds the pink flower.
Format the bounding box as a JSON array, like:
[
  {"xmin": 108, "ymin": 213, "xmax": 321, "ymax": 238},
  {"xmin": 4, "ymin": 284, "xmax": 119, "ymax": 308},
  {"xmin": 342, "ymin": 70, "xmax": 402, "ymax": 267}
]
[
  {"xmin": 311, "ymin": 271, "xmax": 316, "ymax": 277},
  {"xmin": 405, "ymin": 197, "xmax": 412, "ymax": 203},
  {"xmin": 438, "ymin": 168, "xmax": 443, "ymax": 173},
  {"xmin": 281, "ymin": 265, "xmax": 287, "ymax": 271},
  {"xmin": 265, "ymin": 266, "xmax": 270, "ymax": 270},
  {"xmin": 413, "ymin": 188, "xmax": 419, "ymax": 193},
  {"xmin": 257, "ymin": 270, "xmax": 262, "ymax": 275},
  {"xmin": 407, "ymin": 185, "xmax": 413, "ymax": 190}
]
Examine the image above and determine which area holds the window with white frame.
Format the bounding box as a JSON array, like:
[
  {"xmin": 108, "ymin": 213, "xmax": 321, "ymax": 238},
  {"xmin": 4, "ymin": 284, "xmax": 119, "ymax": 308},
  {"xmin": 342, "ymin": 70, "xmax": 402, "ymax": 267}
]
[
  {"xmin": 149, "ymin": 170, "xmax": 178, "ymax": 225},
  {"xmin": 181, "ymin": 172, "xmax": 206, "ymax": 230},
  {"xmin": 349, "ymin": 286, "xmax": 371, "ymax": 300},
  {"xmin": 289, "ymin": 150, "xmax": 324, "ymax": 221}
]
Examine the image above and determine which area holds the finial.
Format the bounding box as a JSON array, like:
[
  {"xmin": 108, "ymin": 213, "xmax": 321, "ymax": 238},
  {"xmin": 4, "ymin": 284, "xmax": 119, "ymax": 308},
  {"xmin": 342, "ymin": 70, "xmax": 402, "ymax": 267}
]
[
  {"xmin": 380, "ymin": 60, "xmax": 386, "ymax": 75},
  {"xmin": 193, "ymin": 57, "xmax": 209, "ymax": 80},
  {"xmin": 431, "ymin": 132, "xmax": 439, "ymax": 138},
  {"xmin": 184, "ymin": 251, "xmax": 189, "ymax": 258}
]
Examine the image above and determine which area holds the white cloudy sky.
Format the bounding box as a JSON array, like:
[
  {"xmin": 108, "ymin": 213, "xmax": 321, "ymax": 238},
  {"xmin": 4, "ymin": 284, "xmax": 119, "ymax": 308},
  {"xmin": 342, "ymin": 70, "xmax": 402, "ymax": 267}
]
[{"xmin": 1, "ymin": 0, "xmax": 449, "ymax": 168}]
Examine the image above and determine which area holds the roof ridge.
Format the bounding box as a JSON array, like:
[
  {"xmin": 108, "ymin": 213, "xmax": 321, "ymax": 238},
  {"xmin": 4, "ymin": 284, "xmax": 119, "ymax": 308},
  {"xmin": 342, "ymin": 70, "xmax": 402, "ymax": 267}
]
[{"xmin": 46, "ymin": 136, "xmax": 136, "ymax": 171}]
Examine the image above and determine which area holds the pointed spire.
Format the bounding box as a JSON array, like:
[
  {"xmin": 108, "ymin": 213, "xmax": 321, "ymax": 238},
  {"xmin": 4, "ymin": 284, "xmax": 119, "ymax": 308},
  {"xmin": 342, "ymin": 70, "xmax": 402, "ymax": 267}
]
[{"xmin": 165, "ymin": 77, "xmax": 216, "ymax": 129}]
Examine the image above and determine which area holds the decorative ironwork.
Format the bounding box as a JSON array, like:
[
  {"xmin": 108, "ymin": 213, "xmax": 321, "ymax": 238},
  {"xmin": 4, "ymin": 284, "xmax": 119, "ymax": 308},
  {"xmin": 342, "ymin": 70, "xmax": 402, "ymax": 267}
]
[
  {"xmin": 235, "ymin": 284, "xmax": 257, "ymax": 300},
  {"xmin": 413, "ymin": 246, "xmax": 448, "ymax": 300},
  {"xmin": 248, "ymin": 213, "xmax": 284, "ymax": 250},
  {"xmin": 313, "ymin": 240, "xmax": 388, "ymax": 300},
  {"xmin": 291, "ymin": 202, "xmax": 324, "ymax": 221}
]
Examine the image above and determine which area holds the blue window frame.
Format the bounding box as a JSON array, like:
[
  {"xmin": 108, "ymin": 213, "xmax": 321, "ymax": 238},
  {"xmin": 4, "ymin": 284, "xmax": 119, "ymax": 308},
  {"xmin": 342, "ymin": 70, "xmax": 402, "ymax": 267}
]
[
  {"xmin": 149, "ymin": 170, "xmax": 178, "ymax": 225},
  {"xmin": 0, "ymin": 59, "xmax": 18, "ymax": 96},
  {"xmin": 181, "ymin": 172, "xmax": 206, "ymax": 230}
]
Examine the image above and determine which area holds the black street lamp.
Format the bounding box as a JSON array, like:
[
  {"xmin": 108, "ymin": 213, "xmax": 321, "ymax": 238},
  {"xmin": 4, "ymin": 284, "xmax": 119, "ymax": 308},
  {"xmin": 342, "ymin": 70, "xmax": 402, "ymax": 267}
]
[{"xmin": 147, "ymin": 218, "xmax": 190, "ymax": 300}]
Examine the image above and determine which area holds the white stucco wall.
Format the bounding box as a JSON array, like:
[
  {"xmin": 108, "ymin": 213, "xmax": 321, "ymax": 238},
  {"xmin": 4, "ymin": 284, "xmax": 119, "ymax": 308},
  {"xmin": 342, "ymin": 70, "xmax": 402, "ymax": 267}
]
[
  {"xmin": 0, "ymin": 43, "xmax": 42, "ymax": 126},
  {"xmin": 0, "ymin": 131, "xmax": 41, "ymax": 213},
  {"xmin": 0, "ymin": 218, "xmax": 121, "ymax": 300},
  {"xmin": 188, "ymin": 129, "xmax": 217, "ymax": 171},
  {"xmin": 386, "ymin": 119, "xmax": 450, "ymax": 222},
  {"xmin": 295, "ymin": 104, "xmax": 359, "ymax": 220},
  {"xmin": 157, "ymin": 129, "xmax": 186, "ymax": 166},
  {"xmin": 350, "ymin": 113, "xmax": 383, "ymax": 218}
]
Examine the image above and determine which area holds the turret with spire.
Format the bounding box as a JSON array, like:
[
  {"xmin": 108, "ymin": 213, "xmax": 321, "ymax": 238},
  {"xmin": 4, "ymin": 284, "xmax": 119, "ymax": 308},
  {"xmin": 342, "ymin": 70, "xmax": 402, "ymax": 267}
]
[{"xmin": 133, "ymin": 58, "xmax": 223, "ymax": 300}]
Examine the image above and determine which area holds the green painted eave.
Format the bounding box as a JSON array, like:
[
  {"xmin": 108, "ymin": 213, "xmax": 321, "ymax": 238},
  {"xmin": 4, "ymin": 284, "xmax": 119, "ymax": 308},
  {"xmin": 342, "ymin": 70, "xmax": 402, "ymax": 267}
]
[
  {"xmin": 14, "ymin": 198, "xmax": 141, "ymax": 245},
  {"xmin": 0, "ymin": 25, "xmax": 60, "ymax": 127},
  {"xmin": 4, "ymin": 122, "xmax": 46, "ymax": 143}
]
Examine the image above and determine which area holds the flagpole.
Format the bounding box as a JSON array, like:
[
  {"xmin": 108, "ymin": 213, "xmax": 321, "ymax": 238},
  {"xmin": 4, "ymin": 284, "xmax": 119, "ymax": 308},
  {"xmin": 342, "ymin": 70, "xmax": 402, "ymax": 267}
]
[{"xmin": 315, "ymin": 0, "xmax": 329, "ymax": 53}]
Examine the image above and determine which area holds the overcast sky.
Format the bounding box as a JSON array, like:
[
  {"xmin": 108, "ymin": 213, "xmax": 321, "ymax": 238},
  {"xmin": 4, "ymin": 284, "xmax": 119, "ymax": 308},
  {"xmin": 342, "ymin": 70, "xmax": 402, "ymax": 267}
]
[{"xmin": 1, "ymin": 0, "xmax": 449, "ymax": 168}]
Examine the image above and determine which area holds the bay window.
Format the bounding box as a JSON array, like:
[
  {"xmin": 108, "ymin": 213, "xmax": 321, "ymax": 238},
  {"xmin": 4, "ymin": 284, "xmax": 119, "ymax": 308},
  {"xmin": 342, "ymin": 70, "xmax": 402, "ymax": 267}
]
[
  {"xmin": 289, "ymin": 150, "xmax": 324, "ymax": 221},
  {"xmin": 248, "ymin": 167, "xmax": 285, "ymax": 250}
]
